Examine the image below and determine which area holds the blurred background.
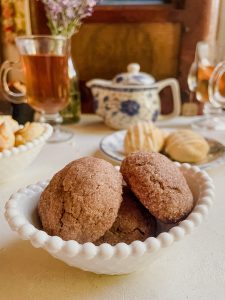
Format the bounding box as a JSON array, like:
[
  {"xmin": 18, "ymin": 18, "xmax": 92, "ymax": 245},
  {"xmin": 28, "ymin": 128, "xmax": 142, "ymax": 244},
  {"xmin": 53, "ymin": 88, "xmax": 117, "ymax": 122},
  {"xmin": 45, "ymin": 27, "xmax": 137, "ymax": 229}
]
[{"xmin": 0, "ymin": 0, "xmax": 224, "ymax": 120}]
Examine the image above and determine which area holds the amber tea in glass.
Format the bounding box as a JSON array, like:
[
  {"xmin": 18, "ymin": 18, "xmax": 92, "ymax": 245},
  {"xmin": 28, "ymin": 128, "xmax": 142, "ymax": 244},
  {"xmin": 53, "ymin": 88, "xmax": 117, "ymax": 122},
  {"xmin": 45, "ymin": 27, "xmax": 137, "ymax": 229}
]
[
  {"xmin": 0, "ymin": 35, "xmax": 72, "ymax": 142},
  {"xmin": 195, "ymin": 65, "xmax": 225, "ymax": 102},
  {"xmin": 21, "ymin": 54, "xmax": 69, "ymax": 114},
  {"xmin": 188, "ymin": 41, "xmax": 225, "ymax": 130}
]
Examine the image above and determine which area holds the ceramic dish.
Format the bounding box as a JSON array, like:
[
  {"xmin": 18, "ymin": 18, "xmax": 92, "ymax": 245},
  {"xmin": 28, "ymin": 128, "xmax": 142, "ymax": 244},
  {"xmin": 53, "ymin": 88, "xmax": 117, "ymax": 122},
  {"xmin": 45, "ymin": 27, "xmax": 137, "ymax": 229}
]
[
  {"xmin": 0, "ymin": 123, "xmax": 53, "ymax": 182},
  {"xmin": 100, "ymin": 130, "xmax": 225, "ymax": 169},
  {"xmin": 5, "ymin": 163, "xmax": 214, "ymax": 275}
]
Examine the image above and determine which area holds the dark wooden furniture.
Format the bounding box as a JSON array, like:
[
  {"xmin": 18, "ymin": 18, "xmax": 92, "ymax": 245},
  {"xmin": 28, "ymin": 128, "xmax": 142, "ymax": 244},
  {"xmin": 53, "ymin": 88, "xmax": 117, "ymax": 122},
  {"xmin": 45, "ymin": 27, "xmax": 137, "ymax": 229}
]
[{"xmin": 29, "ymin": 0, "xmax": 220, "ymax": 113}]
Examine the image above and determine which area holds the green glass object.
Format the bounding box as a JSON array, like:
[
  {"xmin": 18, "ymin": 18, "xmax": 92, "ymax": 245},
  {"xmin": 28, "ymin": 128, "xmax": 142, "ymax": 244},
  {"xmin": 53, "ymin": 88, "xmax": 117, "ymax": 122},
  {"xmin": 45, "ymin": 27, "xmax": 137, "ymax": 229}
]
[{"xmin": 61, "ymin": 56, "xmax": 81, "ymax": 124}]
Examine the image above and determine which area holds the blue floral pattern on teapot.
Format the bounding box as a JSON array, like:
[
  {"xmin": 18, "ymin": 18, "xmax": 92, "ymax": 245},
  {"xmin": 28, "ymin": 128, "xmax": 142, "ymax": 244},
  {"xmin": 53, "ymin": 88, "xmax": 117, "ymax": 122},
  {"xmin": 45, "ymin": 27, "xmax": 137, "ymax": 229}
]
[{"xmin": 87, "ymin": 63, "xmax": 181, "ymax": 130}]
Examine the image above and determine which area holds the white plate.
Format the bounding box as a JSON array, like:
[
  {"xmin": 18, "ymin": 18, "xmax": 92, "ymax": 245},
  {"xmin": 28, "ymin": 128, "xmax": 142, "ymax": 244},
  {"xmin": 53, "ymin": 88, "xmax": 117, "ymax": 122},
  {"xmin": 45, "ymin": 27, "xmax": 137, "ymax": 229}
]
[{"xmin": 100, "ymin": 130, "xmax": 225, "ymax": 169}]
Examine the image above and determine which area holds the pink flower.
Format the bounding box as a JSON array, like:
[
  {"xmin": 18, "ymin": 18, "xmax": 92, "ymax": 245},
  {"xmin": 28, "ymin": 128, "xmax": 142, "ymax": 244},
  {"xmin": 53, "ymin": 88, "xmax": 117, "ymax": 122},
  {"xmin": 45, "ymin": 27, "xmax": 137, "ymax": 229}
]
[
  {"xmin": 86, "ymin": 0, "xmax": 97, "ymax": 7},
  {"xmin": 66, "ymin": 8, "xmax": 75, "ymax": 18},
  {"xmin": 40, "ymin": 0, "xmax": 100, "ymax": 37}
]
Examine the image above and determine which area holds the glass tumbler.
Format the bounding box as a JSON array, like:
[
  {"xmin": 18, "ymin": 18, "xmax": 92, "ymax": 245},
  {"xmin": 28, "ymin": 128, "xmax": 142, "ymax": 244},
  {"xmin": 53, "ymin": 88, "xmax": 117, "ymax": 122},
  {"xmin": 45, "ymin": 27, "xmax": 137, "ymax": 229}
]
[
  {"xmin": 209, "ymin": 61, "xmax": 225, "ymax": 122},
  {"xmin": 0, "ymin": 35, "xmax": 73, "ymax": 142},
  {"xmin": 188, "ymin": 41, "xmax": 225, "ymax": 130}
]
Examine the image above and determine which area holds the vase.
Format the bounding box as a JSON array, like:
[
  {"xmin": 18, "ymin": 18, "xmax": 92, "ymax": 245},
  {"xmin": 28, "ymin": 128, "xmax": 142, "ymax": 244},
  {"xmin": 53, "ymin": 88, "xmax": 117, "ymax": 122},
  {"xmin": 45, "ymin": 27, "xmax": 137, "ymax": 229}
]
[{"xmin": 60, "ymin": 54, "xmax": 81, "ymax": 124}]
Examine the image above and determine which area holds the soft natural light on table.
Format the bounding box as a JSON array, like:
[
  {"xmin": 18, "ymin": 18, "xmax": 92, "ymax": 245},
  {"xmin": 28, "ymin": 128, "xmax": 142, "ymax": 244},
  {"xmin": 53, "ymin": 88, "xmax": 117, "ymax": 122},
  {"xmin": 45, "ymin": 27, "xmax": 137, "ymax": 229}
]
[{"xmin": 0, "ymin": 114, "xmax": 225, "ymax": 300}]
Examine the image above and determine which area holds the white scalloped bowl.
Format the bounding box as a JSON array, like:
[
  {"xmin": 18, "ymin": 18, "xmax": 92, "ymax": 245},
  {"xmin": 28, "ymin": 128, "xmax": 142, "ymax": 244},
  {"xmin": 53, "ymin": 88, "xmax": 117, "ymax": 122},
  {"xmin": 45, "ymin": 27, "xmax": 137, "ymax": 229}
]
[
  {"xmin": 5, "ymin": 163, "xmax": 214, "ymax": 275},
  {"xmin": 0, "ymin": 124, "xmax": 53, "ymax": 183}
]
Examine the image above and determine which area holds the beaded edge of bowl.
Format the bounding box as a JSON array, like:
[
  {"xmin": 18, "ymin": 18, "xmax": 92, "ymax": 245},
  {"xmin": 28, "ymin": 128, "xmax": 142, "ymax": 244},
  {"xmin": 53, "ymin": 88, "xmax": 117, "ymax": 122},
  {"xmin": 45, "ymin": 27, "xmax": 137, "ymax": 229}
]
[
  {"xmin": 0, "ymin": 124, "xmax": 53, "ymax": 159},
  {"xmin": 4, "ymin": 163, "xmax": 215, "ymax": 261}
]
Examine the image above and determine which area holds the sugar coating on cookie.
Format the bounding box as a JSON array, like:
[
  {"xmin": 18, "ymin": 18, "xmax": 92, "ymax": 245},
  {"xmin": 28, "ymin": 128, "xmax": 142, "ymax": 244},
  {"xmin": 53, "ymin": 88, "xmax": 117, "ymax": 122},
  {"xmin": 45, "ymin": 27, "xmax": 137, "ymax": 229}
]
[
  {"xmin": 121, "ymin": 152, "xmax": 194, "ymax": 224},
  {"xmin": 38, "ymin": 157, "xmax": 123, "ymax": 243},
  {"xmin": 95, "ymin": 186, "xmax": 157, "ymax": 245}
]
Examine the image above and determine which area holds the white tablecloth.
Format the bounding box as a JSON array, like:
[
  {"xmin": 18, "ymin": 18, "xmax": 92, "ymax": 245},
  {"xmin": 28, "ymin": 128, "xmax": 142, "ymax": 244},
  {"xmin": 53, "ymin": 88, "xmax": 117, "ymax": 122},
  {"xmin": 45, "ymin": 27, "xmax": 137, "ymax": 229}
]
[{"xmin": 0, "ymin": 114, "xmax": 225, "ymax": 300}]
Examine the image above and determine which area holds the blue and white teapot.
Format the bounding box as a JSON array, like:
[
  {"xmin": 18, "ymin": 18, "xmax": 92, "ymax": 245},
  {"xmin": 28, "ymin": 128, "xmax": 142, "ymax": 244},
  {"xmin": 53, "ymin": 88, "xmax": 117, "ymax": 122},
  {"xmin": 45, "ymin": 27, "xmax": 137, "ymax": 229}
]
[{"xmin": 87, "ymin": 63, "xmax": 181, "ymax": 129}]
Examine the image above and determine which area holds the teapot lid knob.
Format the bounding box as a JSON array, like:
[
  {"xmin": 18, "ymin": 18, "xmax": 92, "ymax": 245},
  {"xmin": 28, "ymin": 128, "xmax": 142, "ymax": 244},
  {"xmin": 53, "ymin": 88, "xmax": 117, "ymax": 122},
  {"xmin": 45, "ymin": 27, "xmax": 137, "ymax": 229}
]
[
  {"xmin": 112, "ymin": 62, "xmax": 155, "ymax": 85},
  {"xmin": 127, "ymin": 63, "xmax": 140, "ymax": 74}
]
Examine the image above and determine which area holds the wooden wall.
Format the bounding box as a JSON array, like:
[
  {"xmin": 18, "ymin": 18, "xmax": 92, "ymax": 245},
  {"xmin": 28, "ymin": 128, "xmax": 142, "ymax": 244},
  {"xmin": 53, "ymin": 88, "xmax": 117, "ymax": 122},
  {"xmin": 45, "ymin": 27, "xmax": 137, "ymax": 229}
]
[
  {"xmin": 71, "ymin": 23, "xmax": 181, "ymax": 81},
  {"xmin": 29, "ymin": 0, "xmax": 220, "ymax": 113}
]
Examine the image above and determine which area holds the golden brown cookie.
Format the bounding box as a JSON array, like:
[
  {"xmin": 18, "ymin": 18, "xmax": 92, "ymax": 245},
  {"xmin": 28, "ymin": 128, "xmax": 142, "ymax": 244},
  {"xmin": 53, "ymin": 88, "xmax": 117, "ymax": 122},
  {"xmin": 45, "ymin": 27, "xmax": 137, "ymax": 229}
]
[
  {"xmin": 164, "ymin": 129, "xmax": 209, "ymax": 163},
  {"xmin": 15, "ymin": 122, "xmax": 45, "ymax": 146},
  {"xmin": 95, "ymin": 186, "xmax": 157, "ymax": 245},
  {"xmin": 124, "ymin": 121, "xmax": 165, "ymax": 154},
  {"xmin": 0, "ymin": 115, "xmax": 19, "ymax": 132},
  {"xmin": 38, "ymin": 157, "xmax": 123, "ymax": 243},
  {"xmin": 121, "ymin": 152, "xmax": 194, "ymax": 224},
  {"xmin": 0, "ymin": 122, "xmax": 15, "ymax": 151}
]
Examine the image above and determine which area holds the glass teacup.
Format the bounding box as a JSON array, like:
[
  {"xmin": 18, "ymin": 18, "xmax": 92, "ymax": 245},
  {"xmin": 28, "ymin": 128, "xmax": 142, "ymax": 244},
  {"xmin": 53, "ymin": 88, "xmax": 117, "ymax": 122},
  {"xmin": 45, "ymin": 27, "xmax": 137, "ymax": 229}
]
[
  {"xmin": 188, "ymin": 41, "xmax": 225, "ymax": 130},
  {"xmin": 0, "ymin": 35, "xmax": 72, "ymax": 142}
]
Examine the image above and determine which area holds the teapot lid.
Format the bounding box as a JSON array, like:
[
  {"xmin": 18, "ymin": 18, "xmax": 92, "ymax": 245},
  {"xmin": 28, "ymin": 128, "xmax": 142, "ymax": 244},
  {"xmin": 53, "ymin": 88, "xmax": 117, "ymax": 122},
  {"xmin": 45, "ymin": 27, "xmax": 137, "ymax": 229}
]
[{"xmin": 112, "ymin": 63, "xmax": 155, "ymax": 85}]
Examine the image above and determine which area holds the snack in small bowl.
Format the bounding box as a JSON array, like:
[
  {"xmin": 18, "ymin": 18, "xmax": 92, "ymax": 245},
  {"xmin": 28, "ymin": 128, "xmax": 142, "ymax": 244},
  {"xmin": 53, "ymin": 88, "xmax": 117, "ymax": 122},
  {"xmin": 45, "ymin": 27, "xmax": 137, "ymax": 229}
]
[
  {"xmin": 0, "ymin": 122, "xmax": 15, "ymax": 151},
  {"xmin": 15, "ymin": 122, "xmax": 45, "ymax": 146},
  {"xmin": 0, "ymin": 115, "xmax": 20, "ymax": 151},
  {"xmin": 5, "ymin": 154, "xmax": 214, "ymax": 275},
  {"xmin": 0, "ymin": 115, "xmax": 20, "ymax": 133},
  {"xmin": 0, "ymin": 115, "xmax": 52, "ymax": 182}
]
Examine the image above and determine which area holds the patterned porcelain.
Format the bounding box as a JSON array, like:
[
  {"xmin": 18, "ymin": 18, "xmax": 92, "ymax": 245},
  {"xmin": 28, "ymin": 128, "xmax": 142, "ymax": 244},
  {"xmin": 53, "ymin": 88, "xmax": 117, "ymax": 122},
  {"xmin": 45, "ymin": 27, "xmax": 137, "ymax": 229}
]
[{"xmin": 87, "ymin": 63, "xmax": 181, "ymax": 130}]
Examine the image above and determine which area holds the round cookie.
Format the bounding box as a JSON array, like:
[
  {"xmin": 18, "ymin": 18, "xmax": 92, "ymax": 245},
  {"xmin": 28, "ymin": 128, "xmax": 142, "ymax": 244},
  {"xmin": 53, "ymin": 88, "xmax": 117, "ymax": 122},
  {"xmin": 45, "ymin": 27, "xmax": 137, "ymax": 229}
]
[
  {"xmin": 164, "ymin": 129, "xmax": 209, "ymax": 163},
  {"xmin": 124, "ymin": 121, "xmax": 165, "ymax": 154},
  {"xmin": 95, "ymin": 186, "xmax": 157, "ymax": 245},
  {"xmin": 121, "ymin": 152, "xmax": 194, "ymax": 224},
  {"xmin": 38, "ymin": 157, "xmax": 123, "ymax": 243}
]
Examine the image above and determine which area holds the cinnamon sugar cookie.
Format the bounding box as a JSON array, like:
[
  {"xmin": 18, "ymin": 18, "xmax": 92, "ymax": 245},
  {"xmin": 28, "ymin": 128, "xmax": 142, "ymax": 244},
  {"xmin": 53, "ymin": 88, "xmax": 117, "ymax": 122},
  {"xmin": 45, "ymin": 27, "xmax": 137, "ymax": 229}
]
[
  {"xmin": 121, "ymin": 152, "xmax": 194, "ymax": 224},
  {"xmin": 95, "ymin": 186, "xmax": 156, "ymax": 245},
  {"xmin": 38, "ymin": 157, "xmax": 123, "ymax": 243}
]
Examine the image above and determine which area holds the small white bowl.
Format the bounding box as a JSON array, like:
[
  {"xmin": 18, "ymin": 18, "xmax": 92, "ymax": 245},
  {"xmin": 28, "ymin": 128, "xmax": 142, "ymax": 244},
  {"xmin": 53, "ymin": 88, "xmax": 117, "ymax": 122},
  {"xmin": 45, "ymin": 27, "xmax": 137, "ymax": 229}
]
[
  {"xmin": 0, "ymin": 124, "xmax": 53, "ymax": 183},
  {"xmin": 5, "ymin": 163, "xmax": 214, "ymax": 275}
]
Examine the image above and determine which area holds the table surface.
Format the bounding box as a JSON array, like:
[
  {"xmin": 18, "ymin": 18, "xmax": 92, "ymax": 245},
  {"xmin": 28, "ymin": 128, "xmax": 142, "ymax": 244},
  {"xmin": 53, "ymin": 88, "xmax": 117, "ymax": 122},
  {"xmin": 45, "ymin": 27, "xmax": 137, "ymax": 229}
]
[{"xmin": 1, "ymin": 114, "xmax": 225, "ymax": 300}]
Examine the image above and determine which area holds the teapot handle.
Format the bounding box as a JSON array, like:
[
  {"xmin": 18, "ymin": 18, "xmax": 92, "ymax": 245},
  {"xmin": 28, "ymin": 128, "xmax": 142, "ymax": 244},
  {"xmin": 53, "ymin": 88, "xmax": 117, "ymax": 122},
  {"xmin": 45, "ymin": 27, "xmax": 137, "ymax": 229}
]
[
  {"xmin": 0, "ymin": 60, "xmax": 26, "ymax": 104},
  {"xmin": 156, "ymin": 78, "xmax": 181, "ymax": 120}
]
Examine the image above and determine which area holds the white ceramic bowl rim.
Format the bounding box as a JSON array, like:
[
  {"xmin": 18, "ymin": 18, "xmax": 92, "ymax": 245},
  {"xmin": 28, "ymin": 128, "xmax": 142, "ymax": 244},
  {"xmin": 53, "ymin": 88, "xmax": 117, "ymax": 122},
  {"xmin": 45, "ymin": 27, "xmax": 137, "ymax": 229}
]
[
  {"xmin": 4, "ymin": 163, "xmax": 215, "ymax": 261},
  {"xmin": 0, "ymin": 123, "xmax": 53, "ymax": 159}
]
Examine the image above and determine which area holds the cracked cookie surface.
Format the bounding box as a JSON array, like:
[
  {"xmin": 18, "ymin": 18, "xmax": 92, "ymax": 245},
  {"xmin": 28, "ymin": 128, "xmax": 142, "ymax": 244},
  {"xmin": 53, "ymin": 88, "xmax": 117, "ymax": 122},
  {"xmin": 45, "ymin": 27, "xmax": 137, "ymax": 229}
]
[
  {"xmin": 95, "ymin": 186, "xmax": 157, "ymax": 245},
  {"xmin": 121, "ymin": 152, "xmax": 194, "ymax": 223},
  {"xmin": 38, "ymin": 157, "xmax": 123, "ymax": 243}
]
